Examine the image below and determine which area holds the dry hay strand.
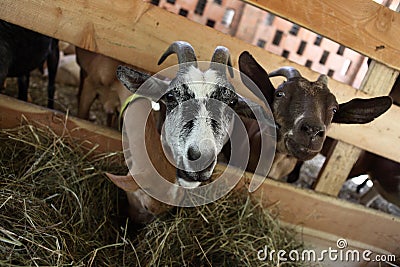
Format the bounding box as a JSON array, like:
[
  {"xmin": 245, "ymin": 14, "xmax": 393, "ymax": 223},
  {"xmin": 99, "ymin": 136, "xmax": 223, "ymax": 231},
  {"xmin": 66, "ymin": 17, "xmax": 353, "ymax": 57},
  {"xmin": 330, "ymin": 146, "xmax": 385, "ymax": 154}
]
[
  {"xmin": 132, "ymin": 189, "xmax": 306, "ymax": 267},
  {"xmin": 0, "ymin": 124, "xmax": 128, "ymax": 266},
  {"xmin": 0, "ymin": 123, "xmax": 306, "ymax": 267}
]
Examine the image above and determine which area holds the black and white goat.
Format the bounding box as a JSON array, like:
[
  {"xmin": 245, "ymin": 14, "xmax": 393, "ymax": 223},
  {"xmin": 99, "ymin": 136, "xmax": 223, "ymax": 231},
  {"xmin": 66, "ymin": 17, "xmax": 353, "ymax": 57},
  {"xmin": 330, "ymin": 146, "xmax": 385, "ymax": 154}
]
[
  {"xmin": 0, "ymin": 20, "xmax": 59, "ymax": 108},
  {"xmin": 117, "ymin": 41, "xmax": 238, "ymax": 188},
  {"xmin": 106, "ymin": 41, "xmax": 242, "ymax": 223}
]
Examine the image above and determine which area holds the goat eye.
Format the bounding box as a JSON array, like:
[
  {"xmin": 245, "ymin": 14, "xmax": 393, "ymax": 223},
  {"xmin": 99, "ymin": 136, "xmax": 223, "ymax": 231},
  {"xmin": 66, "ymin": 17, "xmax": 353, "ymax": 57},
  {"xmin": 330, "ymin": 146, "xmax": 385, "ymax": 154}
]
[
  {"xmin": 165, "ymin": 92, "xmax": 176, "ymax": 102},
  {"xmin": 276, "ymin": 91, "xmax": 285, "ymax": 97},
  {"xmin": 182, "ymin": 84, "xmax": 189, "ymax": 91}
]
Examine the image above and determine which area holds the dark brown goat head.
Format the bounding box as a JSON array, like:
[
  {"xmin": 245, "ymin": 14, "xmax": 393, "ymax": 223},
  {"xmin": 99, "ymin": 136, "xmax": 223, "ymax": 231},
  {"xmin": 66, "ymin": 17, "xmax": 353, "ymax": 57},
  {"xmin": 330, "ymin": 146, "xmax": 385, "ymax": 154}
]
[{"xmin": 239, "ymin": 51, "xmax": 392, "ymax": 161}]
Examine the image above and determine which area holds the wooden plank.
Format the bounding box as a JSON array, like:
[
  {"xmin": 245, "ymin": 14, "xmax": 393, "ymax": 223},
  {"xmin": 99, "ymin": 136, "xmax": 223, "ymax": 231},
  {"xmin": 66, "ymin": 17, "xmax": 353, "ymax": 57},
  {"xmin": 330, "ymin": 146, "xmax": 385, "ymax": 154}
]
[
  {"xmin": 359, "ymin": 61, "xmax": 399, "ymax": 96},
  {"xmin": 0, "ymin": 94, "xmax": 122, "ymax": 154},
  {"xmin": 0, "ymin": 0, "xmax": 393, "ymax": 95},
  {"xmin": 252, "ymin": 176, "xmax": 400, "ymax": 256},
  {"xmin": 314, "ymin": 142, "xmax": 362, "ymax": 195},
  {"xmin": 0, "ymin": 0, "xmax": 237, "ymax": 74},
  {"xmin": 315, "ymin": 61, "xmax": 399, "ymax": 195},
  {"xmin": 0, "ymin": 0, "xmax": 399, "ymax": 163},
  {"xmin": 242, "ymin": 0, "xmax": 400, "ymax": 72}
]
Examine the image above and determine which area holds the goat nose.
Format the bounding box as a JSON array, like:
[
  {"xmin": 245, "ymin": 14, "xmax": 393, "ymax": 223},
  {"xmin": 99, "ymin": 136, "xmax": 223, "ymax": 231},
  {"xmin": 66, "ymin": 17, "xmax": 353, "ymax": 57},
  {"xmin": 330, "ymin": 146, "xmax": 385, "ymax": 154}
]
[
  {"xmin": 300, "ymin": 123, "xmax": 325, "ymax": 138},
  {"xmin": 314, "ymin": 129, "xmax": 325, "ymax": 138},
  {"xmin": 187, "ymin": 146, "xmax": 201, "ymax": 161}
]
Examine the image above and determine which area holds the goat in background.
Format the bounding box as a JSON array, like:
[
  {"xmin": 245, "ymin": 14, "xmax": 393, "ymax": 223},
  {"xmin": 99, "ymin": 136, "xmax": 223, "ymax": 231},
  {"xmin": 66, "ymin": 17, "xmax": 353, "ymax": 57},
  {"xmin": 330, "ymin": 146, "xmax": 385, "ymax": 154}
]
[
  {"xmin": 0, "ymin": 20, "xmax": 59, "ymax": 108},
  {"xmin": 288, "ymin": 75, "xmax": 400, "ymax": 208},
  {"xmin": 75, "ymin": 48, "xmax": 131, "ymax": 127},
  {"xmin": 229, "ymin": 51, "xmax": 392, "ymax": 181}
]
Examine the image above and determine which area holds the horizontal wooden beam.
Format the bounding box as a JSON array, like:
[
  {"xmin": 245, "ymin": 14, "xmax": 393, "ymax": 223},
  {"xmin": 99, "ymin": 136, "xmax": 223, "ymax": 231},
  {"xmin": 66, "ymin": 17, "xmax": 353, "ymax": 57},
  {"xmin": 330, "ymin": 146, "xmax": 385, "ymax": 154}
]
[
  {"xmin": 250, "ymin": 175, "xmax": 400, "ymax": 256},
  {"xmin": 242, "ymin": 0, "xmax": 400, "ymax": 72},
  {"xmin": 0, "ymin": 0, "xmax": 399, "ymax": 162},
  {"xmin": 0, "ymin": 95, "xmax": 122, "ymax": 154}
]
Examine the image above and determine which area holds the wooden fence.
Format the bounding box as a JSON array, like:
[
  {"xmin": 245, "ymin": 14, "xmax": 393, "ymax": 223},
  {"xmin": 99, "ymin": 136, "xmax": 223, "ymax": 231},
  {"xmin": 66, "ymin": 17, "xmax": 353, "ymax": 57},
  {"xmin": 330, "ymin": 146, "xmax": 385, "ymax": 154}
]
[{"xmin": 0, "ymin": 0, "xmax": 399, "ymax": 196}]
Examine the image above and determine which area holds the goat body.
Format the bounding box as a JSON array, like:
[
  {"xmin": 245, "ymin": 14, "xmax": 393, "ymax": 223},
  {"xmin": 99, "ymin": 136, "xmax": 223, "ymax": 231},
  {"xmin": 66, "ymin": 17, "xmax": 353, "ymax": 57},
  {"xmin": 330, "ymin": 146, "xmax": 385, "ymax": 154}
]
[
  {"xmin": 75, "ymin": 47, "xmax": 130, "ymax": 127},
  {"xmin": 107, "ymin": 98, "xmax": 176, "ymax": 224},
  {"xmin": 0, "ymin": 20, "xmax": 59, "ymax": 108},
  {"xmin": 350, "ymin": 151, "xmax": 400, "ymax": 207}
]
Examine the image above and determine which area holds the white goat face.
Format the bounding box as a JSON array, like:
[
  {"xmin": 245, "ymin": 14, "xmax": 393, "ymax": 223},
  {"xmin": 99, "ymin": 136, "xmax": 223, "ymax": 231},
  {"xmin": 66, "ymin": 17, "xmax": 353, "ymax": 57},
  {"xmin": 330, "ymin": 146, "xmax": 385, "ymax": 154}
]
[
  {"xmin": 162, "ymin": 64, "xmax": 237, "ymax": 185},
  {"xmin": 117, "ymin": 41, "xmax": 237, "ymax": 187}
]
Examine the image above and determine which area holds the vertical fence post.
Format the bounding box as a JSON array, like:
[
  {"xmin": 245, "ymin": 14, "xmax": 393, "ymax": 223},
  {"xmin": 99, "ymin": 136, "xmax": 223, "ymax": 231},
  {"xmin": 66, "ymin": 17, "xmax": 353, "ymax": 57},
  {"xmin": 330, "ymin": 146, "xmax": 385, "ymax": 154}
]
[{"xmin": 314, "ymin": 61, "xmax": 398, "ymax": 196}]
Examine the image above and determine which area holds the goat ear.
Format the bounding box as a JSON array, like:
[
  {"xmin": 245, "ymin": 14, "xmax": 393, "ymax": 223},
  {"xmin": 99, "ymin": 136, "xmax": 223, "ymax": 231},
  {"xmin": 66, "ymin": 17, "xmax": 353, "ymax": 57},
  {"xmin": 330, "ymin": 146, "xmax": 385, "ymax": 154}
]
[
  {"xmin": 233, "ymin": 96, "xmax": 256, "ymax": 119},
  {"xmin": 106, "ymin": 172, "xmax": 139, "ymax": 192},
  {"xmin": 238, "ymin": 51, "xmax": 275, "ymax": 105},
  {"xmin": 233, "ymin": 95, "xmax": 273, "ymax": 121},
  {"xmin": 333, "ymin": 96, "xmax": 392, "ymax": 124},
  {"xmin": 116, "ymin": 65, "xmax": 168, "ymax": 100}
]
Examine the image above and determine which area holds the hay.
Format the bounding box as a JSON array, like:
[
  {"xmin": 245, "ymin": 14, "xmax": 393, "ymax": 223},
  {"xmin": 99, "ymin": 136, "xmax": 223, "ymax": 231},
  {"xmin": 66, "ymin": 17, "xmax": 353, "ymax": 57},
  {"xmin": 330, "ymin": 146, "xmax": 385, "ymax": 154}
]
[
  {"xmin": 0, "ymin": 124, "xmax": 306, "ymax": 266},
  {"xmin": 0, "ymin": 124, "xmax": 128, "ymax": 266},
  {"xmin": 133, "ymin": 190, "xmax": 306, "ymax": 267}
]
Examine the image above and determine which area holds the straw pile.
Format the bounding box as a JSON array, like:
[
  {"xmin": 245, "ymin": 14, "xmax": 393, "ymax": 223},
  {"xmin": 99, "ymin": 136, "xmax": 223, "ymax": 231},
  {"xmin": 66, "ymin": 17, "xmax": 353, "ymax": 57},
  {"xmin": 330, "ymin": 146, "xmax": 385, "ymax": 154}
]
[
  {"xmin": 134, "ymin": 191, "xmax": 306, "ymax": 266},
  {"xmin": 0, "ymin": 124, "xmax": 306, "ymax": 266},
  {"xmin": 0, "ymin": 124, "xmax": 128, "ymax": 266}
]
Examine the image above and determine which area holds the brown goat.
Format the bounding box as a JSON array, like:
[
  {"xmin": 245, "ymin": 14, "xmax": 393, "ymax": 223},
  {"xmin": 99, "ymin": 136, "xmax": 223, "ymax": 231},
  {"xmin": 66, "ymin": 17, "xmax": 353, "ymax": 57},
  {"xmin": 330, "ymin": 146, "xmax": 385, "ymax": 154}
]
[
  {"xmin": 290, "ymin": 77, "xmax": 400, "ymax": 207},
  {"xmin": 234, "ymin": 51, "xmax": 392, "ymax": 181}
]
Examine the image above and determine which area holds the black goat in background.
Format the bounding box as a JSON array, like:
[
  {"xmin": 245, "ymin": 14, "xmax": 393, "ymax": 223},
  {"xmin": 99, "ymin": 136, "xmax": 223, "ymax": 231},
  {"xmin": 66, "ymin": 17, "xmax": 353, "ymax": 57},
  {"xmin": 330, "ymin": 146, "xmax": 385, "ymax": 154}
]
[{"xmin": 0, "ymin": 19, "xmax": 59, "ymax": 108}]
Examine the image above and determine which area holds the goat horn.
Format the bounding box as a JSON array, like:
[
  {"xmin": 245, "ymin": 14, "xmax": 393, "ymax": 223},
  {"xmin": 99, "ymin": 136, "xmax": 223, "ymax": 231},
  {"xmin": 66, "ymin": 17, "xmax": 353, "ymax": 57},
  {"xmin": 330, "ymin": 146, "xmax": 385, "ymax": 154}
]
[
  {"xmin": 317, "ymin": 74, "xmax": 328, "ymax": 85},
  {"xmin": 269, "ymin": 66, "xmax": 302, "ymax": 80},
  {"xmin": 157, "ymin": 41, "xmax": 198, "ymax": 71},
  {"xmin": 210, "ymin": 46, "xmax": 234, "ymax": 78}
]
